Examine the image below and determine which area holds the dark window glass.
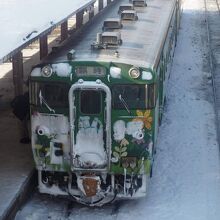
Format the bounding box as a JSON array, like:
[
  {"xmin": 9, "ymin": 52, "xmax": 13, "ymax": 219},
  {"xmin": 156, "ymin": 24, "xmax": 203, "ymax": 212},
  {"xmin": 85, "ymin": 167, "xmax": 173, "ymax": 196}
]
[
  {"xmin": 147, "ymin": 84, "xmax": 157, "ymax": 109},
  {"xmin": 104, "ymin": 21, "xmax": 119, "ymax": 28},
  {"xmin": 80, "ymin": 91, "xmax": 101, "ymax": 114},
  {"xmin": 112, "ymin": 84, "xmax": 157, "ymax": 109},
  {"xmin": 112, "ymin": 85, "xmax": 145, "ymax": 109},
  {"xmin": 31, "ymin": 82, "xmax": 69, "ymax": 108},
  {"xmin": 102, "ymin": 36, "xmax": 117, "ymax": 44}
]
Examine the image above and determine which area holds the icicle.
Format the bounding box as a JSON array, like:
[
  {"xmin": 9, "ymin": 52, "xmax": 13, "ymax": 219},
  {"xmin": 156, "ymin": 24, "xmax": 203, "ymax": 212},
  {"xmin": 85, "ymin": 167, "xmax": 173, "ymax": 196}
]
[
  {"xmin": 140, "ymin": 157, "xmax": 145, "ymax": 174},
  {"xmin": 124, "ymin": 168, "xmax": 127, "ymax": 195}
]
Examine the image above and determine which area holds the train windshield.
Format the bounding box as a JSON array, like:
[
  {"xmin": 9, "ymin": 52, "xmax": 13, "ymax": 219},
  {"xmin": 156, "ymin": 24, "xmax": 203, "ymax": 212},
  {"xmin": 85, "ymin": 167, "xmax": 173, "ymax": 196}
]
[
  {"xmin": 30, "ymin": 82, "xmax": 69, "ymax": 108},
  {"xmin": 80, "ymin": 90, "xmax": 101, "ymax": 114},
  {"xmin": 112, "ymin": 84, "xmax": 156, "ymax": 109}
]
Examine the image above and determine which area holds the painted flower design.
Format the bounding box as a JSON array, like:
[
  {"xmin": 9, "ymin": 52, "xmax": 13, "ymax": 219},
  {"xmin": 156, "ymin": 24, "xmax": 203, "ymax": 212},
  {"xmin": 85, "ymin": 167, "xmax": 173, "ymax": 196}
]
[{"xmin": 133, "ymin": 110, "xmax": 153, "ymax": 130}]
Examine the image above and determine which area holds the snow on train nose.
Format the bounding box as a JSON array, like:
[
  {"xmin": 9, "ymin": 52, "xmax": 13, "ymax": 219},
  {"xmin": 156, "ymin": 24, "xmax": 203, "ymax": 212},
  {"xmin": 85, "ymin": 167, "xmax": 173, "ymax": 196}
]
[{"xmin": 68, "ymin": 80, "xmax": 112, "ymax": 171}]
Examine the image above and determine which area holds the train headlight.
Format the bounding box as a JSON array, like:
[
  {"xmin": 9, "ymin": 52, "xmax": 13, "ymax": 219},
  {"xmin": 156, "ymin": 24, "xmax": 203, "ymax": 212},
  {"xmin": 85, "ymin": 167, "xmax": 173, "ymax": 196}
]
[
  {"xmin": 41, "ymin": 65, "xmax": 53, "ymax": 77},
  {"xmin": 129, "ymin": 67, "xmax": 140, "ymax": 79},
  {"xmin": 36, "ymin": 125, "xmax": 50, "ymax": 136},
  {"xmin": 142, "ymin": 71, "xmax": 153, "ymax": 80}
]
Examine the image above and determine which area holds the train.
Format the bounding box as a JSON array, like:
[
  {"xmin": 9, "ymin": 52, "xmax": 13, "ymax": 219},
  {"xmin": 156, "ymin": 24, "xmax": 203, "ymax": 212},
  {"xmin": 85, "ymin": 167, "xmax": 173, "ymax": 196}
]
[{"xmin": 29, "ymin": 0, "xmax": 181, "ymax": 206}]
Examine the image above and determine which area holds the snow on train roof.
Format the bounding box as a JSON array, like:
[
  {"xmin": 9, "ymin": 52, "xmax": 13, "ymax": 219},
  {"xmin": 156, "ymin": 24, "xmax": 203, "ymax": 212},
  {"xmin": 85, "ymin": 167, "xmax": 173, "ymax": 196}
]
[
  {"xmin": 0, "ymin": 0, "xmax": 95, "ymax": 61},
  {"xmin": 52, "ymin": 0, "xmax": 176, "ymax": 69}
]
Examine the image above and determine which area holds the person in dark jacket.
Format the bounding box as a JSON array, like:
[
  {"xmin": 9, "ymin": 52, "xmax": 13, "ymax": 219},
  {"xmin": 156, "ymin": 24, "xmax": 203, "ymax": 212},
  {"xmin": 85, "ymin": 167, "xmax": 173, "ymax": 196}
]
[{"xmin": 11, "ymin": 91, "xmax": 30, "ymax": 144}]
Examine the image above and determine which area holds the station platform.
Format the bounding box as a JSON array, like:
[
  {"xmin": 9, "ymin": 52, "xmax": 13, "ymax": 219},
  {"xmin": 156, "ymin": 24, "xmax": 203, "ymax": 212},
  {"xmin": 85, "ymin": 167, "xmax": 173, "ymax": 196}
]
[
  {"xmin": 0, "ymin": 1, "xmax": 108, "ymax": 219},
  {"xmin": 0, "ymin": 108, "xmax": 34, "ymax": 220}
]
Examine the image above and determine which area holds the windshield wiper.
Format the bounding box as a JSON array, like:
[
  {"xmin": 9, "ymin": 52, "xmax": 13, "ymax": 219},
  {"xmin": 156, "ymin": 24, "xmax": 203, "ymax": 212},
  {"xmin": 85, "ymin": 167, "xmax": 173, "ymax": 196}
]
[
  {"xmin": 119, "ymin": 94, "xmax": 130, "ymax": 114},
  {"xmin": 39, "ymin": 90, "xmax": 55, "ymax": 113}
]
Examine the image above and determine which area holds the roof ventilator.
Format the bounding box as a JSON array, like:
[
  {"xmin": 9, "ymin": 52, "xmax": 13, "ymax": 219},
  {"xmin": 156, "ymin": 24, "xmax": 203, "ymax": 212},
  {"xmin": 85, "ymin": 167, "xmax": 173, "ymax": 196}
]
[
  {"xmin": 132, "ymin": 0, "xmax": 147, "ymax": 7},
  {"xmin": 118, "ymin": 4, "xmax": 134, "ymax": 14},
  {"xmin": 91, "ymin": 32, "xmax": 123, "ymax": 49},
  {"xmin": 67, "ymin": 49, "xmax": 76, "ymax": 60},
  {"xmin": 102, "ymin": 18, "xmax": 123, "ymax": 31},
  {"xmin": 121, "ymin": 10, "xmax": 138, "ymax": 21}
]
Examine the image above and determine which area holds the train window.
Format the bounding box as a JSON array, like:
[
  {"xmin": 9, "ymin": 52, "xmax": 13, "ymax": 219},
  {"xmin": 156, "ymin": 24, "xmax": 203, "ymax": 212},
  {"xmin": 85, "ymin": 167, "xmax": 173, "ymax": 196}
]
[
  {"xmin": 112, "ymin": 84, "xmax": 157, "ymax": 109},
  {"xmin": 147, "ymin": 83, "xmax": 157, "ymax": 109},
  {"xmin": 112, "ymin": 85, "xmax": 145, "ymax": 109},
  {"xmin": 80, "ymin": 90, "xmax": 101, "ymax": 115},
  {"xmin": 75, "ymin": 66, "xmax": 106, "ymax": 76},
  {"xmin": 30, "ymin": 82, "xmax": 69, "ymax": 108}
]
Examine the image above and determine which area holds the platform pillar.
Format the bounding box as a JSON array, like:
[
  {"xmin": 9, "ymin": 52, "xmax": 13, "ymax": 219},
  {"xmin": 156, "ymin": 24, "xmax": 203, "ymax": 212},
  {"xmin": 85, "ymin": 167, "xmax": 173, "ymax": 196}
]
[
  {"xmin": 61, "ymin": 21, "xmax": 68, "ymax": 42},
  {"xmin": 39, "ymin": 35, "xmax": 48, "ymax": 60},
  {"xmin": 89, "ymin": 4, "xmax": 95, "ymax": 19},
  {"xmin": 76, "ymin": 10, "xmax": 84, "ymax": 30},
  {"xmin": 12, "ymin": 51, "xmax": 24, "ymax": 96},
  {"xmin": 98, "ymin": 0, "xmax": 103, "ymax": 11}
]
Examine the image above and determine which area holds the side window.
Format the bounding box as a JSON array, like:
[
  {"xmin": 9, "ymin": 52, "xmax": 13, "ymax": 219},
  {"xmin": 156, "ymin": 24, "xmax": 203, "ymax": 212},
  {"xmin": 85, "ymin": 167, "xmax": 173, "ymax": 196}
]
[
  {"xmin": 30, "ymin": 82, "xmax": 39, "ymax": 105},
  {"xmin": 112, "ymin": 85, "xmax": 146, "ymax": 109},
  {"xmin": 147, "ymin": 83, "xmax": 157, "ymax": 109},
  {"xmin": 30, "ymin": 82, "xmax": 69, "ymax": 108}
]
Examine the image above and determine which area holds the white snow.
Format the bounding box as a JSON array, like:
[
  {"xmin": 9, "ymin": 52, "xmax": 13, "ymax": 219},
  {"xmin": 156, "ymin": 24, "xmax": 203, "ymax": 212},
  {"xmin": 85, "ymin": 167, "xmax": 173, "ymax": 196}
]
[
  {"xmin": 39, "ymin": 183, "xmax": 67, "ymax": 196},
  {"xmin": 31, "ymin": 113, "xmax": 70, "ymax": 162},
  {"xmin": 14, "ymin": 0, "xmax": 220, "ymax": 219},
  {"xmin": 75, "ymin": 117, "xmax": 107, "ymax": 167},
  {"xmin": 52, "ymin": 63, "xmax": 72, "ymax": 77},
  {"xmin": 110, "ymin": 67, "xmax": 122, "ymax": 79},
  {"xmin": 31, "ymin": 68, "xmax": 41, "ymax": 77},
  {"xmin": 126, "ymin": 121, "xmax": 144, "ymax": 139},
  {"xmin": 142, "ymin": 71, "xmax": 153, "ymax": 80},
  {"xmin": 32, "ymin": 113, "xmax": 69, "ymax": 135},
  {"xmin": 0, "ymin": 0, "xmax": 95, "ymax": 60},
  {"xmin": 113, "ymin": 120, "xmax": 144, "ymax": 141},
  {"xmin": 113, "ymin": 120, "xmax": 126, "ymax": 141}
]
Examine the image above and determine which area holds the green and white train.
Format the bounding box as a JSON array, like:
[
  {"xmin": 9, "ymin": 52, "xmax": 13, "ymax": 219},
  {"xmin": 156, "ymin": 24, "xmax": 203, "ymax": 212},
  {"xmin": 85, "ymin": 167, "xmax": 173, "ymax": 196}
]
[{"xmin": 29, "ymin": 0, "xmax": 181, "ymax": 206}]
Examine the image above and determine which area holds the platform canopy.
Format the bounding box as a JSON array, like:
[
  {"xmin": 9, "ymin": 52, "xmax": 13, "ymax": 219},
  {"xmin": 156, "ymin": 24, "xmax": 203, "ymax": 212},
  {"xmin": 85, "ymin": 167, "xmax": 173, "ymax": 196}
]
[{"xmin": 0, "ymin": 0, "xmax": 96, "ymax": 62}]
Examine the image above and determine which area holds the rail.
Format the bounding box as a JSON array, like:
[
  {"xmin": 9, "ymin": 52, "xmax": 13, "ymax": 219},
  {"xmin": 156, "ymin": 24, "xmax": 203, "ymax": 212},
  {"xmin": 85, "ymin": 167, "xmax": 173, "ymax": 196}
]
[{"xmin": 203, "ymin": 0, "xmax": 220, "ymax": 148}]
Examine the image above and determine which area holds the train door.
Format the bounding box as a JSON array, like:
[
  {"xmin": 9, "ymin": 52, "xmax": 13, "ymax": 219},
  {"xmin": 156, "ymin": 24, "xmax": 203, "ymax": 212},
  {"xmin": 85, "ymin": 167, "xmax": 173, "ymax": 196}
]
[
  {"xmin": 158, "ymin": 57, "xmax": 165, "ymax": 124},
  {"xmin": 68, "ymin": 81, "xmax": 111, "ymax": 171}
]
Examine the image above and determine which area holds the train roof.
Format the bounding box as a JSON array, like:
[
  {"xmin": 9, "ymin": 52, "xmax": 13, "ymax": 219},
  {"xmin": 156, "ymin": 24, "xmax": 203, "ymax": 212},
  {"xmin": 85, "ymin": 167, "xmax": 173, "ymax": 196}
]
[
  {"xmin": 104, "ymin": 18, "xmax": 121, "ymax": 22},
  {"xmin": 50, "ymin": 0, "xmax": 176, "ymax": 70},
  {"xmin": 121, "ymin": 10, "xmax": 136, "ymax": 13}
]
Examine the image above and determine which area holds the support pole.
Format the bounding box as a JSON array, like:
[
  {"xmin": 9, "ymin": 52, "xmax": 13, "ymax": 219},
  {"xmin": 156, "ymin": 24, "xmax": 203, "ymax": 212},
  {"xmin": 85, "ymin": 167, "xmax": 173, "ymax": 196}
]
[
  {"xmin": 39, "ymin": 35, "xmax": 48, "ymax": 60},
  {"xmin": 61, "ymin": 20, "xmax": 68, "ymax": 42},
  {"xmin": 76, "ymin": 10, "xmax": 84, "ymax": 30},
  {"xmin": 107, "ymin": 0, "xmax": 111, "ymax": 5},
  {"xmin": 89, "ymin": 4, "xmax": 95, "ymax": 19},
  {"xmin": 98, "ymin": 0, "xmax": 104, "ymax": 11},
  {"xmin": 12, "ymin": 51, "xmax": 23, "ymax": 96}
]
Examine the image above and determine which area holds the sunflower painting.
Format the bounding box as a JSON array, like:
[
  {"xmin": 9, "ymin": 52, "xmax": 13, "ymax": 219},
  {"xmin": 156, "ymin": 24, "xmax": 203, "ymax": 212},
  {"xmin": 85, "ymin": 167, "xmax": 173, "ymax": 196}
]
[{"xmin": 133, "ymin": 110, "xmax": 153, "ymax": 130}]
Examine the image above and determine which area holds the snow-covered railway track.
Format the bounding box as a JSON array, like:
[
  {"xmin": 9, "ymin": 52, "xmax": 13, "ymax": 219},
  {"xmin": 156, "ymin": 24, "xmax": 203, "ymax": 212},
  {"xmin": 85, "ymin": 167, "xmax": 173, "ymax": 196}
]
[
  {"xmin": 204, "ymin": 0, "xmax": 220, "ymax": 146},
  {"xmin": 15, "ymin": 192, "xmax": 124, "ymax": 220}
]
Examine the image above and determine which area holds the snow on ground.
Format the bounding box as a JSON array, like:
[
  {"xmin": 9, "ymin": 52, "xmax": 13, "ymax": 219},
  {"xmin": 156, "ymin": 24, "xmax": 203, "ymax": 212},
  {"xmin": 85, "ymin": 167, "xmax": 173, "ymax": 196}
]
[
  {"xmin": 0, "ymin": 0, "xmax": 95, "ymax": 60},
  {"xmin": 15, "ymin": 0, "xmax": 220, "ymax": 219}
]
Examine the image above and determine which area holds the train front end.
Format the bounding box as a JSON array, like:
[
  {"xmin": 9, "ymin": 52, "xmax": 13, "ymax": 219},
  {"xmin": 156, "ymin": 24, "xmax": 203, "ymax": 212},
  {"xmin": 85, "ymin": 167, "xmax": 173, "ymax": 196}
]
[{"xmin": 29, "ymin": 61, "xmax": 157, "ymax": 206}]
